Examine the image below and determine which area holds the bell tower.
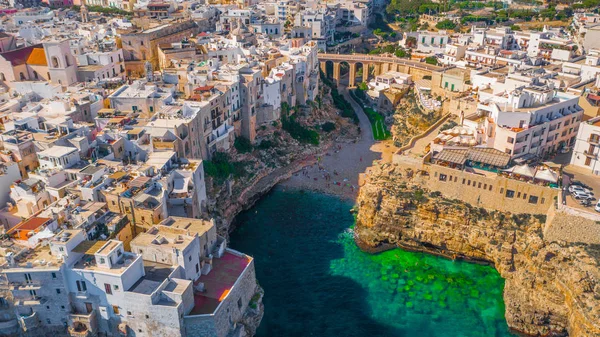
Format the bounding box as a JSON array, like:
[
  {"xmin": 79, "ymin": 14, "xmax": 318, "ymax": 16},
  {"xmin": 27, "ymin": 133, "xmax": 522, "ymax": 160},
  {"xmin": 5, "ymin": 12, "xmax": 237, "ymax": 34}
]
[
  {"xmin": 80, "ymin": 0, "xmax": 89, "ymax": 23},
  {"xmin": 43, "ymin": 40, "xmax": 78, "ymax": 87}
]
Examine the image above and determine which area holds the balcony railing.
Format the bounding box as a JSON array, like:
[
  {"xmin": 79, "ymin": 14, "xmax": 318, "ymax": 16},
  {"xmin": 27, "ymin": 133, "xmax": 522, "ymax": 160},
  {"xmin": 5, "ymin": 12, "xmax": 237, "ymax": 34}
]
[
  {"xmin": 584, "ymin": 150, "xmax": 597, "ymax": 158},
  {"xmin": 589, "ymin": 137, "xmax": 600, "ymax": 145}
]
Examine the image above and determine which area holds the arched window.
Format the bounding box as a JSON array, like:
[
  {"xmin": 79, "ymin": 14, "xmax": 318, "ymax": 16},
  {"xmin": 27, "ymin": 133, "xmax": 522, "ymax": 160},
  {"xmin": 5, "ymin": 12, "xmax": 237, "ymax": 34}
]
[
  {"xmin": 0, "ymin": 73, "xmax": 5, "ymax": 81},
  {"xmin": 51, "ymin": 56, "xmax": 59, "ymax": 68},
  {"xmin": 19, "ymin": 72, "xmax": 25, "ymax": 81}
]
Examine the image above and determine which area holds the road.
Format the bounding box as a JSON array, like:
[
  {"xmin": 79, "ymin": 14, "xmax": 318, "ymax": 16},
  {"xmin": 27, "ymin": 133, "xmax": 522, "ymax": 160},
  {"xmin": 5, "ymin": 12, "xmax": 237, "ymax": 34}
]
[{"xmin": 281, "ymin": 86, "xmax": 392, "ymax": 200}]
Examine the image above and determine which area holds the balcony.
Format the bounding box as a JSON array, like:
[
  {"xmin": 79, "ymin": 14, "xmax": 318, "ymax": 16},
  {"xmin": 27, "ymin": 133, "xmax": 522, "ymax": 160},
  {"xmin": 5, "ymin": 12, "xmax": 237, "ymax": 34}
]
[
  {"xmin": 584, "ymin": 150, "xmax": 597, "ymax": 158},
  {"xmin": 589, "ymin": 136, "xmax": 600, "ymax": 146},
  {"xmin": 68, "ymin": 310, "xmax": 97, "ymax": 337}
]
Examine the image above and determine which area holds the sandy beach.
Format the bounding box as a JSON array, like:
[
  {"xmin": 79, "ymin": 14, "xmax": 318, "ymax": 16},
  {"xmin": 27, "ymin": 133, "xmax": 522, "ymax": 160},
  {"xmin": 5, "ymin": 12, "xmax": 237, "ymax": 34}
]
[{"xmin": 281, "ymin": 87, "xmax": 395, "ymax": 200}]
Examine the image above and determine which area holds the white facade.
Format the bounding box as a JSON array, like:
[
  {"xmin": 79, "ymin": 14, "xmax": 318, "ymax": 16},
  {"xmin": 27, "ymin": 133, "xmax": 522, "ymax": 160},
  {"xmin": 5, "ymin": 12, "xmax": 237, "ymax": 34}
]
[{"xmin": 570, "ymin": 117, "xmax": 600, "ymax": 175}]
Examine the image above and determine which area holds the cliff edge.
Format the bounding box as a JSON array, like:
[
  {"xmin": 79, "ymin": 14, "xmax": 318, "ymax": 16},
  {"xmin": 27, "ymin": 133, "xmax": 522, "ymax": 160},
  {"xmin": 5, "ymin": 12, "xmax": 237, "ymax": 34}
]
[{"xmin": 355, "ymin": 164, "xmax": 600, "ymax": 336}]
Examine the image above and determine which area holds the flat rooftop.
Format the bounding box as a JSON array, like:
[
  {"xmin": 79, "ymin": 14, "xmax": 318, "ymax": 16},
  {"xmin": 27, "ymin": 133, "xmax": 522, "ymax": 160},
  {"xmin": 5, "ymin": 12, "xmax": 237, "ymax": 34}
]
[
  {"xmin": 37, "ymin": 145, "xmax": 78, "ymax": 158},
  {"xmin": 128, "ymin": 261, "xmax": 173, "ymax": 295},
  {"xmin": 190, "ymin": 251, "xmax": 251, "ymax": 315}
]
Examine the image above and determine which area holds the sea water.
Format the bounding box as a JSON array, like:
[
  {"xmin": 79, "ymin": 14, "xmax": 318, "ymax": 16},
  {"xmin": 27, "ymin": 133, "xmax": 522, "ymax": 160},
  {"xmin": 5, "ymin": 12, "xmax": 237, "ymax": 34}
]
[{"xmin": 230, "ymin": 188, "xmax": 514, "ymax": 337}]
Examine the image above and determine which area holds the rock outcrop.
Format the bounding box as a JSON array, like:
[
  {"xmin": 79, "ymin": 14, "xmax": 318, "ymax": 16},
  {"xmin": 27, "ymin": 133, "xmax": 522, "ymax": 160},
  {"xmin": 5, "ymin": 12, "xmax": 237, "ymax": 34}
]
[{"xmin": 356, "ymin": 164, "xmax": 600, "ymax": 337}]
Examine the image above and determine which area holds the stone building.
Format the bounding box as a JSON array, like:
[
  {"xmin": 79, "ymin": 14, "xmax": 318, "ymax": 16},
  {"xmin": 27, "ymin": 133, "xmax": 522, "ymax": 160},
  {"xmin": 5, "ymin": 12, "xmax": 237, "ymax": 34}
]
[{"xmin": 120, "ymin": 20, "xmax": 199, "ymax": 77}]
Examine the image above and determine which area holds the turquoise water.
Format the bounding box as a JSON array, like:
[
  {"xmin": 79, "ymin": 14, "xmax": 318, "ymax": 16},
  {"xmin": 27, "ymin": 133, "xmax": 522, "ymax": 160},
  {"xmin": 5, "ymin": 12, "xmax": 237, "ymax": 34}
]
[{"xmin": 230, "ymin": 188, "xmax": 514, "ymax": 337}]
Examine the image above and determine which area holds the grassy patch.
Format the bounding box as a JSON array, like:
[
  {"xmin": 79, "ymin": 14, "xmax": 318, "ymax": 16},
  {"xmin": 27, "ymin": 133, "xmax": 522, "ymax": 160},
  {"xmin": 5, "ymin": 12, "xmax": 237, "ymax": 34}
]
[{"xmin": 364, "ymin": 108, "xmax": 391, "ymax": 140}]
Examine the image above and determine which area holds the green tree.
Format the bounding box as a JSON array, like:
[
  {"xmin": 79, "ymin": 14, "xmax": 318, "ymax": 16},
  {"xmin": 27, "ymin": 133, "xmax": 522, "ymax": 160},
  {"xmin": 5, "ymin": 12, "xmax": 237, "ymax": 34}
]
[
  {"xmin": 234, "ymin": 136, "xmax": 253, "ymax": 153},
  {"xmin": 358, "ymin": 82, "xmax": 369, "ymax": 91},
  {"xmin": 425, "ymin": 56, "xmax": 438, "ymax": 65},
  {"xmin": 436, "ymin": 19, "xmax": 457, "ymax": 30}
]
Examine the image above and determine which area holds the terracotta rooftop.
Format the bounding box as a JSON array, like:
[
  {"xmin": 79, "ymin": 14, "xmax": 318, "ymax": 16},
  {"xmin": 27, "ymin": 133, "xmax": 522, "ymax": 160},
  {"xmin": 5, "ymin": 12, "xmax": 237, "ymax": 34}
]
[
  {"xmin": 26, "ymin": 48, "xmax": 47, "ymax": 66},
  {"xmin": 190, "ymin": 251, "xmax": 251, "ymax": 315},
  {"xmin": 10, "ymin": 217, "xmax": 52, "ymax": 233},
  {"xmin": 0, "ymin": 44, "xmax": 41, "ymax": 66}
]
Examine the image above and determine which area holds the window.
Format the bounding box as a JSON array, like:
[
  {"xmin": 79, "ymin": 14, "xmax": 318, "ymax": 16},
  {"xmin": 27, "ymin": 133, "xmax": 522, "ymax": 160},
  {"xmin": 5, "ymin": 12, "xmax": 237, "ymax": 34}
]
[
  {"xmin": 29, "ymin": 290, "xmax": 37, "ymax": 297},
  {"xmin": 127, "ymin": 311, "xmax": 132, "ymax": 316},
  {"xmin": 541, "ymin": 198, "xmax": 545, "ymax": 204},
  {"xmin": 188, "ymin": 255, "xmax": 192, "ymax": 262},
  {"xmin": 196, "ymin": 263, "xmax": 199, "ymax": 273},
  {"xmin": 529, "ymin": 196, "xmax": 538, "ymax": 204},
  {"xmin": 500, "ymin": 188, "xmax": 504, "ymax": 194},
  {"xmin": 517, "ymin": 192, "xmax": 521, "ymax": 198},
  {"xmin": 56, "ymin": 289, "xmax": 61, "ymax": 294},
  {"xmin": 462, "ymin": 178, "xmax": 465, "ymax": 184},
  {"xmin": 489, "ymin": 185, "xmax": 493, "ymax": 191},
  {"xmin": 51, "ymin": 272, "xmax": 56, "ymax": 279},
  {"xmin": 113, "ymin": 285, "xmax": 119, "ymax": 291},
  {"xmin": 100, "ymin": 258, "xmax": 105, "ymax": 264},
  {"xmin": 523, "ymin": 193, "xmax": 527, "ymax": 200},
  {"xmin": 478, "ymin": 182, "xmax": 481, "ymax": 188},
  {"xmin": 105, "ymin": 283, "xmax": 112, "ymax": 295},
  {"xmin": 59, "ymin": 247, "xmax": 64, "ymax": 252},
  {"xmin": 238, "ymin": 298, "xmax": 243, "ymax": 309},
  {"xmin": 145, "ymin": 315, "xmax": 149, "ymax": 319},
  {"xmin": 112, "ymin": 305, "xmax": 119, "ymax": 314},
  {"xmin": 438, "ymin": 173, "xmax": 447, "ymax": 181},
  {"xmin": 505, "ymin": 190, "xmax": 515, "ymax": 198},
  {"xmin": 24, "ymin": 273, "xmax": 32, "ymax": 283}
]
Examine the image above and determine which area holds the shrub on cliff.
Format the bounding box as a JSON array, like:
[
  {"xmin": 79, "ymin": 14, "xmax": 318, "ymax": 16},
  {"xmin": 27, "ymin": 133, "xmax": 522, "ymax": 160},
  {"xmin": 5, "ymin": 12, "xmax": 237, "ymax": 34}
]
[
  {"xmin": 234, "ymin": 136, "xmax": 253, "ymax": 154},
  {"xmin": 203, "ymin": 152, "xmax": 247, "ymax": 184}
]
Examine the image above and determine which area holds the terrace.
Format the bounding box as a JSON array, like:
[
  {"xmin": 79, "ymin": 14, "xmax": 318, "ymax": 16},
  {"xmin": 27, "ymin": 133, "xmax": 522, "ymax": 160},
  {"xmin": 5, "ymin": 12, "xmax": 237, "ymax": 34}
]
[{"xmin": 190, "ymin": 251, "xmax": 252, "ymax": 315}]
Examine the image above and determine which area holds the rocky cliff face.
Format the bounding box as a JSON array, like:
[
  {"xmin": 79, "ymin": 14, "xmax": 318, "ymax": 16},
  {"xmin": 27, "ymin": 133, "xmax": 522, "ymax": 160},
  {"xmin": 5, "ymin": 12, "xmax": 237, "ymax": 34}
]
[{"xmin": 356, "ymin": 164, "xmax": 600, "ymax": 337}]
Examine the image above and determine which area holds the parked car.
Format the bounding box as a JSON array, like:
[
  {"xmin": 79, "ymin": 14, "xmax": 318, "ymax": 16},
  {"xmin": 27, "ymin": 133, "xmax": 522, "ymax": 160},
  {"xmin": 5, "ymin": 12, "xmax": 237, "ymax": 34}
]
[
  {"xmin": 569, "ymin": 185, "xmax": 591, "ymax": 194},
  {"xmin": 570, "ymin": 181, "xmax": 592, "ymax": 190},
  {"xmin": 595, "ymin": 201, "xmax": 600, "ymax": 213},
  {"xmin": 572, "ymin": 190, "xmax": 594, "ymax": 200}
]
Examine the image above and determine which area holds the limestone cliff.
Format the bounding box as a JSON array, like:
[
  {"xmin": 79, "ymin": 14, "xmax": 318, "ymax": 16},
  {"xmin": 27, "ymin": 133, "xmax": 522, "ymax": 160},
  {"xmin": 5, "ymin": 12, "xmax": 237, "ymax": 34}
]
[{"xmin": 356, "ymin": 164, "xmax": 600, "ymax": 337}]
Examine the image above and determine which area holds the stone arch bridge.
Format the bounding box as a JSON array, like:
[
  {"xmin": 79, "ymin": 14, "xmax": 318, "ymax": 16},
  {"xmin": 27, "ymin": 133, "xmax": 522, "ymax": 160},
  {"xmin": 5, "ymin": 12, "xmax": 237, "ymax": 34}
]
[{"xmin": 318, "ymin": 53, "xmax": 453, "ymax": 87}]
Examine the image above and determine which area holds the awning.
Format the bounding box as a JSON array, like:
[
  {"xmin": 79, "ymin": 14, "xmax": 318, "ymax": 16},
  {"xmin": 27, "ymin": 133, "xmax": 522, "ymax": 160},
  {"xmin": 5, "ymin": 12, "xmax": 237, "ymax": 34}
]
[
  {"xmin": 534, "ymin": 169, "xmax": 559, "ymax": 183},
  {"xmin": 509, "ymin": 164, "xmax": 537, "ymax": 177}
]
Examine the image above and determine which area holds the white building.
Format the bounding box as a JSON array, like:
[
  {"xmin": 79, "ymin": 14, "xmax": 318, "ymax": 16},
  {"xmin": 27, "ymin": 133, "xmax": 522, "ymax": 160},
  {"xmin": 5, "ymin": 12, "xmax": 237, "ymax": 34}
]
[{"xmin": 570, "ymin": 116, "xmax": 600, "ymax": 175}]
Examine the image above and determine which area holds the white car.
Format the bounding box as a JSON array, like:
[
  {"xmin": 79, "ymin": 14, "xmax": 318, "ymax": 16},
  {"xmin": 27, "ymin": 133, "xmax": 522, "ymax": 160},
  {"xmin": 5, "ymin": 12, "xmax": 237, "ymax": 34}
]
[
  {"xmin": 569, "ymin": 185, "xmax": 591, "ymax": 194},
  {"xmin": 572, "ymin": 190, "xmax": 594, "ymax": 200},
  {"xmin": 595, "ymin": 201, "xmax": 600, "ymax": 212}
]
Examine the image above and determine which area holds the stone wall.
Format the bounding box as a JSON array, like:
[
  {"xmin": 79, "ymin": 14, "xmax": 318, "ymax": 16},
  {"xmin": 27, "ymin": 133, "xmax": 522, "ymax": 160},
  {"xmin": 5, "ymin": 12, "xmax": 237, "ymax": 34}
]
[
  {"xmin": 184, "ymin": 250, "xmax": 258, "ymax": 337},
  {"xmin": 545, "ymin": 204, "xmax": 600, "ymax": 244},
  {"xmin": 393, "ymin": 156, "xmax": 558, "ymax": 214}
]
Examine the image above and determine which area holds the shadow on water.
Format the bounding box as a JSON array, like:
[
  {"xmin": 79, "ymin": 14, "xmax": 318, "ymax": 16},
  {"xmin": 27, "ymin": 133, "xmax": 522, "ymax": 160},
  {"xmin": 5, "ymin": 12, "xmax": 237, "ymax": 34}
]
[{"xmin": 230, "ymin": 187, "xmax": 401, "ymax": 337}]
